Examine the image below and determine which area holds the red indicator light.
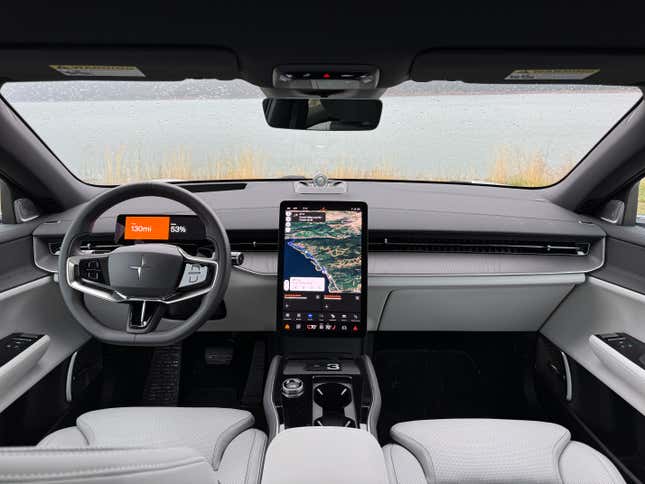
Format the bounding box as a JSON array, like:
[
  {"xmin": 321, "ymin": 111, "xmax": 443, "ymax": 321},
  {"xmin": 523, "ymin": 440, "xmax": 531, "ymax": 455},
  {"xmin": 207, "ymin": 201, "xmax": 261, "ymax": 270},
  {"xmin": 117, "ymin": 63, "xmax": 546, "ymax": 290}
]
[
  {"xmin": 323, "ymin": 73, "xmax": 331, "ymax": 79},
  {"xmin": 352, "ymin": 325, "xmax": 359, "ymax": 332}
]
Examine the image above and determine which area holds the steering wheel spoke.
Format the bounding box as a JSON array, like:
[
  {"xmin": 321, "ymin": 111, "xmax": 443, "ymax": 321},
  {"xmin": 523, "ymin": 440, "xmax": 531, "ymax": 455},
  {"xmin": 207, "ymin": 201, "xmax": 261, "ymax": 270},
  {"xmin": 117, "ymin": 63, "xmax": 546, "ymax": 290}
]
[
  {"xmin": 66, "ymin": 253, "xmax": 124, "ymax": 303},
  {"xmin": 126, "ymin": 301, "xmax": 166, "ymax": 333},
  {"xmin": 168, "ymin": 248, "xmax": 219, "ymax": 303}
]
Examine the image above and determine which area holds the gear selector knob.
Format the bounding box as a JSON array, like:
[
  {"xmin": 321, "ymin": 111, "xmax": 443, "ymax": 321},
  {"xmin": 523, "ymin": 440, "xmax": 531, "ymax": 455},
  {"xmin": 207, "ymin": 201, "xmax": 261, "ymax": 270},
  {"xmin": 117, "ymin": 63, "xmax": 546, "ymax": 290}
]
[{"xmin": 281, "ymin": 378, "xmax": 304, "ymax": 399}]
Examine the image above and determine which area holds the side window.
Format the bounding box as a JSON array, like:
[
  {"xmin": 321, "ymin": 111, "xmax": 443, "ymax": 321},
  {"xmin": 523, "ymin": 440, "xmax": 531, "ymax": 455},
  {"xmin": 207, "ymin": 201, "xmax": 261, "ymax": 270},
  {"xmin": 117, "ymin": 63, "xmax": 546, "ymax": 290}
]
[
  {"xmin": 0, "ymin": 178, "xmax": 15, "ymax": 224},
  {"xmin": 639, "ymin": 179, "xmax": 645, "ymax": 225},
  {"xmin": 0, "ymin": 179, "xmax": 5, "ymax": 224},
  {"xmin": 0, "ymin": 179, "xmax": 41, "ymax": 224}
]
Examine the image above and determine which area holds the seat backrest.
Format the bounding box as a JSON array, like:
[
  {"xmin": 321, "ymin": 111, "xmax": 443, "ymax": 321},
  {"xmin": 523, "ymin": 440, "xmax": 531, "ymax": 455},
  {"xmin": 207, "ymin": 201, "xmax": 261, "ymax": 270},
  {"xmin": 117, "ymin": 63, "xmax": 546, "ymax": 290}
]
[{"xmin": 0, "ymin": 446, "xmax": 218, "ymax": 484}]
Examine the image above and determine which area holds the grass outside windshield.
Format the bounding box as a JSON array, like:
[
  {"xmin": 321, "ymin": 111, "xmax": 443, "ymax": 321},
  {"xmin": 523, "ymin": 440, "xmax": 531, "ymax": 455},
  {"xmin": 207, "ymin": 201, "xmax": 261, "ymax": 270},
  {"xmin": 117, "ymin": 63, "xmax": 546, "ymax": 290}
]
[{"xmin": 0, "ymin": 80, "xmax": 641, "ymax": 187}]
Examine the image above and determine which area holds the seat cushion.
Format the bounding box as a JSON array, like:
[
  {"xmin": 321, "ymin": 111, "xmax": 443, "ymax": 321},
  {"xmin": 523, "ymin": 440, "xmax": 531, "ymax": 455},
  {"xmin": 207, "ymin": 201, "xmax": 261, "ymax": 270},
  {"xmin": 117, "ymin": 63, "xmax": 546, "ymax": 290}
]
[
  {"xmin": 384, "ymin": 419, "xmax": 625, "ymax": 484},
  {"xmin": 0, "ymin": 446, "xmax": 219, "ymax": 484},
  {"xmin": 38, "ymin": 407, "xmax": 266, "ymax": 484}
]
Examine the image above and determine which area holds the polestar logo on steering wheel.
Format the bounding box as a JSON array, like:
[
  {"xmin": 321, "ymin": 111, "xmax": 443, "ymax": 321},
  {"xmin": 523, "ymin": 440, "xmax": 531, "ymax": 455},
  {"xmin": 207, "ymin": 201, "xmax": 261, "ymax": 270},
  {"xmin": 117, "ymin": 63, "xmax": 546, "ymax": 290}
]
[{"xmin": 129, "ymin": 256, "xmax": 152, "ymax": 280}]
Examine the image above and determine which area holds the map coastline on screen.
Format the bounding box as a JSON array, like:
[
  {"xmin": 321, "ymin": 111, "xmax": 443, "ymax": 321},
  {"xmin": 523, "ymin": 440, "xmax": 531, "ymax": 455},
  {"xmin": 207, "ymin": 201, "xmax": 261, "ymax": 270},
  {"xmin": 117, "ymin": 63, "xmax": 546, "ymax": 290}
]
[
  {"xmin": 277, "ymin": 201, "xmax": 367, "ymax": 336},
  {"xmin": 283, "ymin": 209, "xmax": 362, "ymax": 294}
]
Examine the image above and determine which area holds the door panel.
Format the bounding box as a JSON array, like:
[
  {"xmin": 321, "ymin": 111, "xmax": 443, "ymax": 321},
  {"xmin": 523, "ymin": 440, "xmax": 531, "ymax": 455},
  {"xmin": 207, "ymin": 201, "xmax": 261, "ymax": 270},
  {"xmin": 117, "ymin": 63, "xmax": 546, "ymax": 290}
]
[
  {"xmin": 540, "ymin": 222, "xmax": 645, "ymax": 483},
  {"xmin": 541, "ymin": 276, "xmax": 645, "ymax": 417},
  {"xmin": 0, "ymin": 225, "xmax": 90, "ymax": 414},
  {"xmin": 0, "ymin": 221, "xmax": 44, "ymax": 291},
  {"xmin": 536, "ymin": 336, "xmax": 645, "ymax": 483},
  {"xmin": 593, "ymin": 236, "xmax": 645, "ymax": 294}
]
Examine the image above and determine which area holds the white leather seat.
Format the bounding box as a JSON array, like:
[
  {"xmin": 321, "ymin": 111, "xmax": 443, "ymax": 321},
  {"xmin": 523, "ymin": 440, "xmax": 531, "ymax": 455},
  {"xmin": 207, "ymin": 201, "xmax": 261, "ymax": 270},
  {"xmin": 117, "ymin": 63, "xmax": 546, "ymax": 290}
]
[
  {"xmin": 382, "ymin": 419, "xmax": 625, "ymax": 484},
  {"xmin": 0, "ymin": 407, "xmax": 266, "ymax": 484}
]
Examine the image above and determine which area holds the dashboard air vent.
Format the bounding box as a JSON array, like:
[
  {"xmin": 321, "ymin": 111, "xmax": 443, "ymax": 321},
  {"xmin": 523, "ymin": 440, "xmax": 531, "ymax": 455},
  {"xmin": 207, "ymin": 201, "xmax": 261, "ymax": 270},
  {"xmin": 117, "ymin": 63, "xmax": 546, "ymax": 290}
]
[
  {"xmin": 48, "ymin": 240, "xmax": 120, "ymax": 256},
  {"xmin": 224, "ymin": 230, "xmax": 591, "ymax": 256},
  {"xmin": 369, "ymin": 233, "xmax": 591, "ymax": 256},
  {"xmin": 228, "ymin": 230, "xmax": 279, "ymax": 252}
]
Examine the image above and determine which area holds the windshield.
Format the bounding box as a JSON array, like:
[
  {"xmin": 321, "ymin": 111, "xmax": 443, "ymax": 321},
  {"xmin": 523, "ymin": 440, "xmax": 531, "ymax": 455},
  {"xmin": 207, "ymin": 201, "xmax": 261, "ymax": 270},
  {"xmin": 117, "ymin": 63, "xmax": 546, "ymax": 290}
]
[{"xmin": 0, "ymin": 80, "xmax": 641, "ymax": 187}]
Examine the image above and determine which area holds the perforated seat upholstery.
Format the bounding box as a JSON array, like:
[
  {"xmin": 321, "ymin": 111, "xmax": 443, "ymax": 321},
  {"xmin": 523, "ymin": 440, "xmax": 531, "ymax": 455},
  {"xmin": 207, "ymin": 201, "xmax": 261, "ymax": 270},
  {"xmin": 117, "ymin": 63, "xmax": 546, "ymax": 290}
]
[
  {"xmin": 0, "ymin": 407, "xmax": 267, "ymax": 484},
  {"xmin": 383, "ymin": 419, "xmax": 625, "ymax": 484}
]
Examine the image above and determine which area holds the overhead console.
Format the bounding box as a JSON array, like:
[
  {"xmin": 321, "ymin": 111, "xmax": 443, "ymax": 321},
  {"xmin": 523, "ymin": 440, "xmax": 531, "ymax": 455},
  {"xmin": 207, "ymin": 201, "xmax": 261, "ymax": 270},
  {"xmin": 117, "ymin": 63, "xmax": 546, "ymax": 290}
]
[{"xmin": 276, "ymin": 201, "xmax": 368, "ymax": 337}]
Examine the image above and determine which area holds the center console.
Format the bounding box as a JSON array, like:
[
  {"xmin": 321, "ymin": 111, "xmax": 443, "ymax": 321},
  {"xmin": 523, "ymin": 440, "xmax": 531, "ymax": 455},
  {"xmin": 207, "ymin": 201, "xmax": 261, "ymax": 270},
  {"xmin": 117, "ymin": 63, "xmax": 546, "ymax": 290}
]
[{"xmin": 264, "ymin": 353, "xmax": 381, "ymax": 439}]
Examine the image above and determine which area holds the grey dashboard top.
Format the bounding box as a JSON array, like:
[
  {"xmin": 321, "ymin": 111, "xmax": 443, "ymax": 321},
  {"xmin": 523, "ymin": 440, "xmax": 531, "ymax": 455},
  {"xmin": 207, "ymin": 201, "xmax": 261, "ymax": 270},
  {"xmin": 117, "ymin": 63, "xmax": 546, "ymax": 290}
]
[
  {"xmin": 32, "ymin": 180, "xmax": 605, "ymax": 239},
  {"xmin": 23, "ymin": 180, "xmax": 608, "ymax": 336}
]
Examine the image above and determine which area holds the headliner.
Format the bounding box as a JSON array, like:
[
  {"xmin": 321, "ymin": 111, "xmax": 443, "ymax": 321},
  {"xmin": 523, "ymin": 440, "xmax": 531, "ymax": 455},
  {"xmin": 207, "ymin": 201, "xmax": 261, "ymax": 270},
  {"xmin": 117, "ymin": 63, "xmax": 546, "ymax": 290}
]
[{"xmin": 3, "ymin": 3, "xmax": 645, "ymax": 87}]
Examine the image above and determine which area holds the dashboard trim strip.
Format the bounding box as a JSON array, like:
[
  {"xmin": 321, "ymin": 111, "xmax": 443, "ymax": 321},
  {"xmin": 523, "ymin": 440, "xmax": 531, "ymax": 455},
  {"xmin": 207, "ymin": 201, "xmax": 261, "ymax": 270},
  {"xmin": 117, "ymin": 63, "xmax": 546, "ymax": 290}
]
[
  {"xmin": 0, "ymin": 275, "xmax": 51, "ymax": 301},
  {"xmin": 233, "ymin": 238, "xmax": 605, "ymax": 278}
]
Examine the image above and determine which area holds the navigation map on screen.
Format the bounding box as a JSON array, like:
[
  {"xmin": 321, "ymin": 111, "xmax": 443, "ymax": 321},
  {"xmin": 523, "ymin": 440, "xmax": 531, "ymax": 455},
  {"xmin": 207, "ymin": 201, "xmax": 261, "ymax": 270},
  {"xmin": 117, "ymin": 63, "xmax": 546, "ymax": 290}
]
[{"xmin": 277, "ymin": 201, "xmax": 367, "ymax": 336}]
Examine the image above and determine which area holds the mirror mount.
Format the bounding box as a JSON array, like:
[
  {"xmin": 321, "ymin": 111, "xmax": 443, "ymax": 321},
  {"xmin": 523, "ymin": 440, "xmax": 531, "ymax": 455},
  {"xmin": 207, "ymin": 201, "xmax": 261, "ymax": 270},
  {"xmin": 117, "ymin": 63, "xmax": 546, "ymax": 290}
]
[{"xmin": 261, "ymin": 87, "xmax": 386, "ymax": 99}]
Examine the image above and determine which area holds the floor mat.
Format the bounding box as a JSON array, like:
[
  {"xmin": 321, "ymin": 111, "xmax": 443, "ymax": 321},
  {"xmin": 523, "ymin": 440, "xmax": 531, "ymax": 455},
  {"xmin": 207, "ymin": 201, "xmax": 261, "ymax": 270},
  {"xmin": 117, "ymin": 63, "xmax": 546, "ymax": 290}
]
[
  {"xmin": 179, "ymin": 333, "xmax": 268, "ymax": 432},
  {"xmin": 142, "ymin": 345, "xmax": 182, "ymax": 406},
  {"xmin": 374, "ymin": 332, "xmax": 543, "ymax": 443},
  {"xmin": 99, "ymin": 345, "xmax": 155, "ymax": 408}
]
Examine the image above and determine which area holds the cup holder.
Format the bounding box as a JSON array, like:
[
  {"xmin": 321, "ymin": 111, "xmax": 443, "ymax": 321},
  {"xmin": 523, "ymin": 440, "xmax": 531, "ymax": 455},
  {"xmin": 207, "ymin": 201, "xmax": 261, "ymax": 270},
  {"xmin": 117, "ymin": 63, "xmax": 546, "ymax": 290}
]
[
  {"xmin": 313, "ymin": 382, "xmax": 352, "ymax": 410},
  {"xmin": 313, "ymin": 414, "xmax": 356, "ymax": 428},
  {"xmin": 312, "ymin": 381, "xmax": 356, "ymax": 427}
]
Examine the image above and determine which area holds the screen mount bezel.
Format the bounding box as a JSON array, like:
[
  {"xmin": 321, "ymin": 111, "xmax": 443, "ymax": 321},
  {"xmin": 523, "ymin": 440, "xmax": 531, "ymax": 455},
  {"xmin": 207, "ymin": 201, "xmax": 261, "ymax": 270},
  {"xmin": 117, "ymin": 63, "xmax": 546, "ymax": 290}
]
[{"xmin": 276, "ymin": 200, "xmax": 368, "ymax": 337}]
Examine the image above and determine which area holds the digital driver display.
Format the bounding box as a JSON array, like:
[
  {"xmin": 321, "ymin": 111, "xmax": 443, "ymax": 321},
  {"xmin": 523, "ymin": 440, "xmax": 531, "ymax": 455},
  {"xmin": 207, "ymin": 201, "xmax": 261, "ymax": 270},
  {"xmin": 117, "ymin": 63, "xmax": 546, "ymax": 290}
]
[
  {"xmin": 115, "ymin": 215, "xmax": 206, "ymax": 243},
  {"xmin": 277, "ymin": 201, "xmax": 368, "ymax": 336}
]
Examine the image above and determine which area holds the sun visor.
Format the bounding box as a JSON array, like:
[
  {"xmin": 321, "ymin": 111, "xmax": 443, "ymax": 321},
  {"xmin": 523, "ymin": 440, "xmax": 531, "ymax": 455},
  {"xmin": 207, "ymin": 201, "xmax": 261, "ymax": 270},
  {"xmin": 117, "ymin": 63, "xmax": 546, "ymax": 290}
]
[
  {"xmin": 411, "ymin": 50, "xmax": 645, "ymax": 85},
  {"xmin": 0, "ymin": 48, "xmax": 239, "ymax": 82}
]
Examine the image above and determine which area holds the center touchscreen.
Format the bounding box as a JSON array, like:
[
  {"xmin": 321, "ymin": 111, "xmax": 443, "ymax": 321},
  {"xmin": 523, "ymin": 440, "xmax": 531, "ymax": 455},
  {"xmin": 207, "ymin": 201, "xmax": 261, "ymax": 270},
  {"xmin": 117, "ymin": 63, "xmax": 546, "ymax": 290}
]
[{"xmin": 277, "ymin": 201, "xmax": 368, "ymax": 336}]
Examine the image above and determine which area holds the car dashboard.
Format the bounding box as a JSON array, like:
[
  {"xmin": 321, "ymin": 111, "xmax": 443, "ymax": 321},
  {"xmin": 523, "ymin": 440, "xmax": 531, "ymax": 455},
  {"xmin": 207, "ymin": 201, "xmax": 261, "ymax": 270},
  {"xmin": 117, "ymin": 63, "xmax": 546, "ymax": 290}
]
[{"xmin": 30, "ymin": 179, "xmax": 605, "ymax": 334}]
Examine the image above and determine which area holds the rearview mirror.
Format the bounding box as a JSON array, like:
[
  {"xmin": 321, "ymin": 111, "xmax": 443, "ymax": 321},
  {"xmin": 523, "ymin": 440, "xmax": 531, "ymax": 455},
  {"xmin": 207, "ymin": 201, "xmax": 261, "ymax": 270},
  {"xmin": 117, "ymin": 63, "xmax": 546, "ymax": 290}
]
[{"xmin": 263, "ymin": 98, "xmax": 382, "ymax": 131}]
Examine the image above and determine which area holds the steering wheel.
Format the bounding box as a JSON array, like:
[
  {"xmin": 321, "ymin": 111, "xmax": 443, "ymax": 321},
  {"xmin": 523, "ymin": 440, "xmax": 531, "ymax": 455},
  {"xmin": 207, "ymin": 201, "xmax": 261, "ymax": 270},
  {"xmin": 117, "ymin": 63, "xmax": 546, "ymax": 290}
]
[{"xmin": 58, "ymin": 182, "xmax": 232, "ymax": 346}]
